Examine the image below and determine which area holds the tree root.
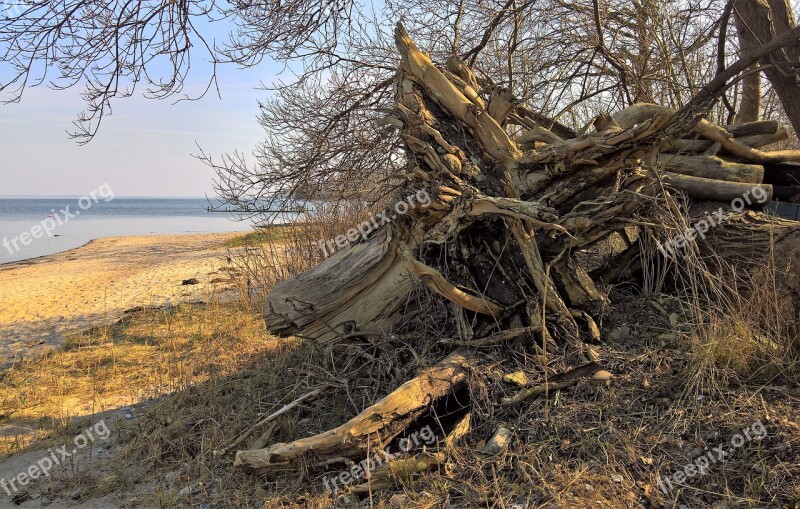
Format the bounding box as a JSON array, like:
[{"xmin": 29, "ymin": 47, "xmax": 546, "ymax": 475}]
[
  {"xmin": 251, "ymin": 22, "xmax": 800, "ymax": 496},
  {"xmin": 234, "ymin": 351, "xmax": 473, "ymax": 471}
]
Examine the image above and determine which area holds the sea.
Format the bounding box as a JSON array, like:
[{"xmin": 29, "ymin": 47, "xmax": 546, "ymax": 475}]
[{"xmin": 0, "ymin": 197, "xmax": 279, "ymax": 264}]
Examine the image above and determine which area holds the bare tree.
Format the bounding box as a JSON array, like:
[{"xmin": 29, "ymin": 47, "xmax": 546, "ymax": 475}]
[
  {"xmin": 0, "ymin": 0, "xmax": 754, "ymax": 207},
  {"xmin": 732, "ymin": 0, "xmax": 800, "ymax": 131},
  {"xmin": 0, "ymin": 0, "xmax": 357, "ymax": 142},
  {"xmin": 5, "ymin": 2, "xmax": 800, "ymax": 503},
  {"xmin": 733, "ymin": 0, "xmax": 763, "ymax": 122}
]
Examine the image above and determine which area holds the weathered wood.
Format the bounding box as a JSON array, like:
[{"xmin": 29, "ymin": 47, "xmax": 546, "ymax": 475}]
[
  {"xmin": 500, "ymin": 362, "xmax": 602, "ymax": 405},
  {"xmin": 394, "ymin": 23, "xmax": 521, "ymax": 164},
  {"xmin": 612, "ymin": 103, "xmax": 672, "ymax": 129},
  {"xmin": 516, "ymin": 124, "xmax": 564, "ymax": 147},
  {"xmin": 264, "ymin": 229, "xmax": 415, "ymax": 343},
  {"xmin": 694, "ymin": 119, "xmax": 800, "ymax": 164},
  {"xmin": 234, "ymin": 351, "xmax": 472, "ymax": 470},
  {"xmin": 663, "ymin": 172, "xmax": 773, "ymax": 202},
  {"xmin": 262, "ymin": 28, "xmax": 798, "ymax": 357},
  {"xmin": 657, "ymin": 154, "xmax": 764, "ymax": 183},
  {"xmin": 723, "ymin": 119, "xmax": 778, "ymax": 137},
  {"xmin": 699, "ymin": 210, "xmax": 800, "ymax": 269},
  {"xmin": 487, "ymin": 87, "xmax": 516, "ymax": 125},
  {"xmin": 245, "ymin": 24, "xmax": 800, "ymax": 486},
  {"xmin": 552, "ymin": 257, "xmax": 608, "ymax": 310},
  {"xmin": 736, "ymin": 129, "xmax": 790, "ymax": 148},
  {"xmin": 668, "ymin": 129, "xmax": 788, "ymax": 153}
]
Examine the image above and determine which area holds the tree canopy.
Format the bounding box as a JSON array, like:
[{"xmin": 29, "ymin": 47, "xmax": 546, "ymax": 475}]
[{"xmin": 2, "ymin": 0, "xmax": 799, "ymax": 211}]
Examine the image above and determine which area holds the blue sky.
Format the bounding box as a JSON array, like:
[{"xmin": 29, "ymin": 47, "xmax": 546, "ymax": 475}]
[
  {"xmin": 0, "ymin": 1, "xmax": 394, "ymax": 198},
  {"xmin": 0, "ymin": 49, "xmax": 277, "ymax": 198}
]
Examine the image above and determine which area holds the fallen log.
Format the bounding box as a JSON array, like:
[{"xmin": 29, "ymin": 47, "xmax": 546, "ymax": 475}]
[
  {"xmin": 723, "ymin": 119, "xmax": 780, "ymax": 137},
  {"xmin": 698, "ymin": 211, "xmax": 800, "ymax": 271},
  {"xmin": 668, "ymin": 128, "xmax": 788, "ymax": 153},
  {"xmin": 663, "ymin": 172, "xmax": 773, "ymax": 202},
  {"xmin": 657, "ymin": 154, "xmax": 764, "ymax": 183},
  {"xmin": 694, "ymin": 119, "xmax": 800, "ymax": 163},
  {"xmin": 234, "ymin": 350, "xmax": 473, "ymax": 470},
  {"xmin": 735, "ymin": 128, "xmax": 790, "ymax": 149}
]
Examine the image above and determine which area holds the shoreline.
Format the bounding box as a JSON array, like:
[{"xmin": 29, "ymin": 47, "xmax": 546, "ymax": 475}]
[
  {"xmin": 0, "ymin": 215, "xmax": 254, "ymax": 266},
  {"xmin": 0, "ymin": 237, "xmax": 100, "ymax": 268},
  {"xmin": 0, "ymin": 226, "xmax": 250, "ymax": 268},
  {"xmin": 0, "ymin": 232, "xmax": 247, "ymax": 368}
]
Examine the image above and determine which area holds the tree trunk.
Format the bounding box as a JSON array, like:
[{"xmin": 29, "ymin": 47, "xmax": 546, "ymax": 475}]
[
  {"xmin": 734, "ymin": 0, "xmax": 763, "ymax": 123},
  {"xmin": 734, "ymin": 0, "xmax": 800, "ymax": 133},
  {"xmin": 234, "ymin": 351, "xmax": 473, "ymax": 470},
  {"xmin": 657, "ymin": 155, "xmax": 764, "ymax": 182}
]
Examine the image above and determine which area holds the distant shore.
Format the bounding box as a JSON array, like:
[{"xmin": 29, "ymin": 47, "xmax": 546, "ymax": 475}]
[{"xmin": 0, "ymin": 232, "xmax": 245, "ymax": 368}]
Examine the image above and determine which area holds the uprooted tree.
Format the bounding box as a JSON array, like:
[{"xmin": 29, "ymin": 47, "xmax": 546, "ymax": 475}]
[
  {"xmin": 232, "ymin": 24, "xmax": 800, "ymax": 480},
  {"xmin": 3, "ymin": 0, "xmax": 800, "ymax": 491}
]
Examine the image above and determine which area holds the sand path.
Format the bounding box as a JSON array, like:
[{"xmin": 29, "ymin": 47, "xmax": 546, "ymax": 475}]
[{"xmin": 0, "ymin": 233, "xmax": 241, "ymax": 367}]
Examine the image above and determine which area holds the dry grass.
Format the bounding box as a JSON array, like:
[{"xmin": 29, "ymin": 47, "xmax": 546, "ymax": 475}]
[
  {"xmin": 224, "ymin": 202, "xmax": 378, "ymax": 302},
  {"xmin": 0, "ymin": 302, "xmax": 260, "ymax": 433},
  {"xmin": 632, "ymin": 191, "xmax": 800, "ymax": 397},
  {"xmin": 670, "ymin": 262, "xmax": 800, "ymax": 402},
  {"xmin": 2, "ymin": 202, "xmax": 799, "ymax": 508},
  {"xmin": 0, "ymin": 294, "xmax": 419, "ymax": 507},
  {"xmin": 1, "ymin": 287, "xmax": 799, "ymax": 508},
  {"xmin": 0, "ymin": 299, "xmax": 301, "ymax": 498}
]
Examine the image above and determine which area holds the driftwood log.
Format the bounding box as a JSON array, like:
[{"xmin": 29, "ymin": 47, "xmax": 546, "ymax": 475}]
[{"xmin": 235, "ymin": 23, "xmax": 800, "ymax": 481}]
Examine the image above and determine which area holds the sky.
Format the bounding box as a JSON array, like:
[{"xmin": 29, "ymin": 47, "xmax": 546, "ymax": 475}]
[{"xmin": 0, "ymin": 45, "xmax": 278, "ymax": 198}]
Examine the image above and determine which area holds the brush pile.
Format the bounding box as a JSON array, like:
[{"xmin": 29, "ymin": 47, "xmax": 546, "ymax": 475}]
[{"xmin": 233, "ymin": 23, "xmax": 800, "ymax": 486}]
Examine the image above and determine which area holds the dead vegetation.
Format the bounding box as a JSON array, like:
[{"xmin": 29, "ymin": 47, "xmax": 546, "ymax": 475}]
[
  {"xmin": 0, "ymin": 200, "xmax": 797, "ymax": 509},
  {"xmin": 3, "ymin": 0, "xmax": 800, "ymax": 506},
  {"xmin": 1, "ymin": 279, "xmax": 799, "ymax": 507},
  {"xmin": 223, "ymin": 202, "xmax": 378, "ymax": 301},
  {"xmin": 224, "ymin": 24, "xmax": 800, "ymax": 505}
]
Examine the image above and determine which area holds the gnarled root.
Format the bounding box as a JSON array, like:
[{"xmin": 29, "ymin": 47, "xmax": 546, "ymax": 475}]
[
  {"xmin": 234, "ymin": 351, "xmax": 474, "ymax": 471},
  {"xmin": 251, "ymin": 22, "xmax": 800, "ymax": 496}
]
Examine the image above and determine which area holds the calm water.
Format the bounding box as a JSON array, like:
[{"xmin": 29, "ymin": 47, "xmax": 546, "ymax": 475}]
[{"xmin": 0, "ymin": 198, "xmax": 261, "ymax": 264}]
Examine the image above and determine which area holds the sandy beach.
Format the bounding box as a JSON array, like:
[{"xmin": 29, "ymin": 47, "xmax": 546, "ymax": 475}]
[{"xmin": 0, "ymin": 233, "xmax": 242, "ymax": 367}]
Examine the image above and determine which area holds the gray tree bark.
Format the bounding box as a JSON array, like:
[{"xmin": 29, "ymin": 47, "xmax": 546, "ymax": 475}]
[{"xmin": 734, "ymin": 0, "xmax": 800, "ymax": 132}]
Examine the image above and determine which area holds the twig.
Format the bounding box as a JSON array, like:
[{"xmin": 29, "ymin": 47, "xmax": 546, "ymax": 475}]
[
  {"xmin": 214, "ymin": 386, "xmax": 326, "ymax": 457},
  {"xmin": 443, "ymin": 326, "xmax": 542, "ymax": 347},
  {"xmin": 501, "ymin": 362, "xmax": 602, "ymax": 405}
]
